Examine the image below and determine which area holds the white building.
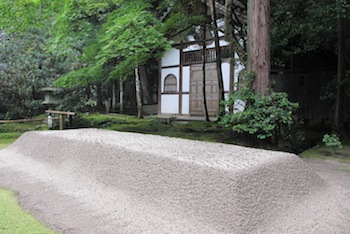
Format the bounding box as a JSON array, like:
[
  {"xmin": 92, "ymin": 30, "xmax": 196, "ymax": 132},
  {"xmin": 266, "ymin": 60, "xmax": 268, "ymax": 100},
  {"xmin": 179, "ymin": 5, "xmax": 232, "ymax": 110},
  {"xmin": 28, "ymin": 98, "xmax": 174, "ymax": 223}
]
[{"xmin": 159, "ymin": 36, "xmax": 244, "ymax": 117}]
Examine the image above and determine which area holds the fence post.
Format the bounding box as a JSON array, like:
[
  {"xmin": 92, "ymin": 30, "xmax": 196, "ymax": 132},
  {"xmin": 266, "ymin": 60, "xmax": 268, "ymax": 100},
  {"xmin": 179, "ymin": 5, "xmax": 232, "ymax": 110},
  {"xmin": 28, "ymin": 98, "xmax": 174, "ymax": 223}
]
[{"xmin": 59, "ymin": 114, "xmax": 63, "ymax": 130}]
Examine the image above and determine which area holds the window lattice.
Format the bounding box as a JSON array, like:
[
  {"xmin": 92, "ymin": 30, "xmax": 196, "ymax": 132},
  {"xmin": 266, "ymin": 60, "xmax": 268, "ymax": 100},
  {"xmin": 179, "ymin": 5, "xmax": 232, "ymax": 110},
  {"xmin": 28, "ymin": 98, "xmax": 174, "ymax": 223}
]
[
  {"xmin": 164, "ymin": 74, "xmax": 177, "ymax": 92},
  {"xmin": 183, "ymin": 46, "xmax": 231, "ymax": 65}
]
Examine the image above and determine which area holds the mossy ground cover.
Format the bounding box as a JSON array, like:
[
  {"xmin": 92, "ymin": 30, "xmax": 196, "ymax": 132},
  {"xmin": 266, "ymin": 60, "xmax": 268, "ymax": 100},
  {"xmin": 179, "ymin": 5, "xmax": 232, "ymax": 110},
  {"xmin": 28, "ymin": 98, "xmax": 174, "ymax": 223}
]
[
  {"xmin": 2, "ymin": 113, "xmax": 350, "ymax": 160},
  {"xmin": 0, "ymin": 132, "xmax": 21, "ymax": 149},
  {"xmin": 0, "ymin": 189, "xmax": 57, "ymax": 234},
  {"xmin": 299, "ymin": 142, "xmax": 350, "ymax": 164},
  {"xmin": 77, "ymin": 113, "xmax": 238, "ymax": 144},
  {"xmin": 0, "ymin": 120, "xmax": 46, "ymax": 149}
]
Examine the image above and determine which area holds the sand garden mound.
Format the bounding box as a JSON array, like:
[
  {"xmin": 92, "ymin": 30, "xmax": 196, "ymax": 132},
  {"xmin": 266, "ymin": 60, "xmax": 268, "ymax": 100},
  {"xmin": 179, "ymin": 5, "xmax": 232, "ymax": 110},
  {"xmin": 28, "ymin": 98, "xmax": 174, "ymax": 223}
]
[{"xmin": 0, "ymin": 129, "xmax": 349, "ymax": 233}]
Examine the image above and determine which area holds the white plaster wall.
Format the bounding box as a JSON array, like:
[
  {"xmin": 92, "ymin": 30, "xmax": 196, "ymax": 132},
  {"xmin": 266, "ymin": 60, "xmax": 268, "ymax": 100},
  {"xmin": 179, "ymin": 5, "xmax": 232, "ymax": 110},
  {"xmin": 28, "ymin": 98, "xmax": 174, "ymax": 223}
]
[
  {"xmin": 182, "ymin": 94, "xmax": 190, "ymax": 115},
  {"xmin": 161, "ymin": 95, "xmax": 179, "ymax": 114},
  {"xmin": 162, "ymin": 49, "xmax": 180, "ymax": 67},
  {"xmin": 187, "ymin": 35, "xmax": 196, "ymax": 42},
  {"xmin": 182, "ymin": 66, "xmax": 190, "ymax": 92},
  {"xmin": 183, "ymin": 39, "xmax": 230, "ymax": 52},
  {"xmin": 220, "ymin": 39, "xmax": 230, "ymax": 47},
  {"xmin": 217, "ymin": 19, "xmax": 225, "ymax": 37},
  {"xmin": 161, "ymin": 68, "xmax": 180, "ymax": 92},
  {"xmin": 183, "ymin": 43, "xmax": 201, "ymax": 52},
  {"xmin": 222, "ymin": 62, "xmax": 231, "ymax": 92}
]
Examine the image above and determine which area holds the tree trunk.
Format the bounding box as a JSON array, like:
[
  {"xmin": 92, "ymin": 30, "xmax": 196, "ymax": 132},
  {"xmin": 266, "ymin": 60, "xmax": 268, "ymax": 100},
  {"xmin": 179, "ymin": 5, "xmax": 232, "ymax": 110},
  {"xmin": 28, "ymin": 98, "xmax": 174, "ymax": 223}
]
[
  {"xmin": 139, "ymin": 65, "xmax": 153, "ymax": 105},
  {"xmin": 111, "ymin": 81, "xmax": 117, "ymax": 113},
  {"xmin": 224, "ymin": 0, "xmax": 234, "ymax": 42},
  {"xmin": 209, "ymin": 0, "xmax": 225, "ymax": 116},
  {"xmin": 86, "ymin": 84, "xmax": 91, "ymax": 100},
  {"xmin": 247, "ymin": 0, "xmax": 270, "ymax": 96},
  {"xmin": 334, "ymin": 16, "xmax": 346, "ymax": 132},
  {"xmin": 224, "ymin": 0, "xmax": 247, "ymax": 63},
  {"xmin": 119, "ymin": 78, "xmax": 124, "ymax": 114},
  {"xmin": 202, "ymin": 3, "xmax": 210, "ymax": 121},
  {"xmin": 96, "ymin": 82, "xmax": 104, "ymax": 112},
  {"xmin": 135, "ymin": 67, "xmax": 143, "ymax": 118}
]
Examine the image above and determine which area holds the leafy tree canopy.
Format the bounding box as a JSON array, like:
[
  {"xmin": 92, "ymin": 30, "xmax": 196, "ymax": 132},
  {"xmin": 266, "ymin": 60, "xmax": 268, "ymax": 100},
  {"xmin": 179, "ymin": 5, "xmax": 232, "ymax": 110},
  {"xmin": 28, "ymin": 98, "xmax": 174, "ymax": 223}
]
[
  {"xmin": 271, "ymin": 0, "xmax": 350, "ymax": 67},
  {"xmin": 95, "ymin": 0, "xmax": 170, "ymax": 79},
  {"xmin": 0, "ymin": 28, "xmax": 57, "ymax": 118},
  {"xmin": 0, "ymin": 0, "xmax": 53, "ymax": 33}
]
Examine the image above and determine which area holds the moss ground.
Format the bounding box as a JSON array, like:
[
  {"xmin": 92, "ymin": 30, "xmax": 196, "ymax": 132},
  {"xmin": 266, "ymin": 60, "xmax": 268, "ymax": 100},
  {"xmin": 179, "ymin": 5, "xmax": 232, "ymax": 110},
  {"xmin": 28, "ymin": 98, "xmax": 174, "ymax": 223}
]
[
  {"xmin": 299, "ymin": 143, "xmax": 350, "ymax": 163},
  {"xmin": 2, "ymin": 113, "xmax": 350, "ymax": 161},
  {"xmin": 0, "ymin": 189, "xmax": 57, "ymax": 234}
]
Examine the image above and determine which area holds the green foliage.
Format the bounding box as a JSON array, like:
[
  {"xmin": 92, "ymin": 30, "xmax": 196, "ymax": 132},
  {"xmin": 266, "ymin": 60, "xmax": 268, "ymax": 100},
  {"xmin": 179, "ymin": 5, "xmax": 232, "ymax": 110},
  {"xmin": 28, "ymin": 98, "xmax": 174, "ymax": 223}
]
[
  {"xmin": 147, "ymin": 115, "xmax": 161, "ymax": 130},
  {"xmin": 55, "ymin": 67, "xmax": 104, "ymax": 88},
  {"xmin": 322, "ymin": 133, "xmax": 342, "ymax": 154},
  {"xmin": 220, "ymin": 86, "xmax": 302, "ymax": 146},
  {"xmin": 321, "ymin": 71, "xmax": 350, "ymax": 101},
  {"xmin": 271, "ymin": 0, "xmax": 350, "ymax": 68},
  {"xmin": 0, "ymin": 30, "xmax": 57, "ymax": 118},
  {"xmin": 96, "ymin": 1, "xmax": 171, "ymax": 79},
  {"xmin": 157, "ymin": 0, "xmax": 204, "ymax": 39},
  {"xmin": 49, "ymin": 0, "xmax": 114, "ymax": 53},
  {"xmin": 55, "ymin": 87, "xmax": 96, "ymax": 113},
  {"xmin": 52, "ymin": 0, "xmax": 171, "ymax": 88},
  {"xmin": 0, "ymin": 0, "xmax": 52, "ymax": 32}
]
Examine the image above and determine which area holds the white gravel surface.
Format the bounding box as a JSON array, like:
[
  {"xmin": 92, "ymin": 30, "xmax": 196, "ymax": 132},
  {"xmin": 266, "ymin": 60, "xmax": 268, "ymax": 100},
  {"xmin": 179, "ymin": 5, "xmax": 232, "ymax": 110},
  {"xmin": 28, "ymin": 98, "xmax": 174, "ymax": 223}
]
[{"xmin": 0, "ymin": 129, "xmax": 349, "ymax": 233}]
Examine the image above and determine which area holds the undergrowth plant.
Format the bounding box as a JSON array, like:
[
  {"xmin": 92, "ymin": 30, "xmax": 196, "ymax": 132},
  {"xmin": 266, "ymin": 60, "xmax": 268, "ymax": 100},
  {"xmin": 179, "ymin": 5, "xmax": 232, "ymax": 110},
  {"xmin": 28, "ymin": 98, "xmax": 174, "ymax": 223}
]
[
  {"xmin": 220, "ymin": 83, "xmax": 303, "ymax": 149},
  {"xmin": 322, "ymin": 133, "xmax": 342, "ymax": 155}
]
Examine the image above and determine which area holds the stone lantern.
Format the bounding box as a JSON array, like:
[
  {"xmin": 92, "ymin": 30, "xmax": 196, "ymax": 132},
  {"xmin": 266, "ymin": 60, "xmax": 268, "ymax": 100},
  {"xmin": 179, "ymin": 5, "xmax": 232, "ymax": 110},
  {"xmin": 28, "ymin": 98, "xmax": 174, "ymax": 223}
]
[{"xmin": 40, "ymin": 87, "xmax": 61, "ymax": 107}]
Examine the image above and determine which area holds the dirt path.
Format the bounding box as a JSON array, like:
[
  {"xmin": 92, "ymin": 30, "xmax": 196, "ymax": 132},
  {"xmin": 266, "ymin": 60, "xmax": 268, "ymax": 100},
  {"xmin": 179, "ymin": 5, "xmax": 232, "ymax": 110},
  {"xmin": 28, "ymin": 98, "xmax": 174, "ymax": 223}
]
[{"xmin": 0, "ymin": 130, "xmax": 349, "ymax": 234}]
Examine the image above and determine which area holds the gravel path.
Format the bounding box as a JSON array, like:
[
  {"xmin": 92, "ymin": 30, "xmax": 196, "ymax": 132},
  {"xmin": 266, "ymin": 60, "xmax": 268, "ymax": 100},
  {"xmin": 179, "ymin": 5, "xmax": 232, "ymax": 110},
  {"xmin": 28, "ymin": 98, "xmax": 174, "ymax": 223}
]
[{"xmin": 0, "ymin": 129, "xmax": 349, "ymax": 234}]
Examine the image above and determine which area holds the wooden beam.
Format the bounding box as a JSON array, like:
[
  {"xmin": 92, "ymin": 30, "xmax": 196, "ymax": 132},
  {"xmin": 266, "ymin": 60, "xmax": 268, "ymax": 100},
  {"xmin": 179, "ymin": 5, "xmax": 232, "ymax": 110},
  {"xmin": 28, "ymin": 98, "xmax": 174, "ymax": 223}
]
[
  {"xmin": 59, "ymin": 115, "xmax": 63, "ymax": 130},
  {"xmin": 45, "ymin": 110, "xmax": 75, "ymax": 130},
  {"xmin": 0, "ymin": 118, "xmax": 46, "ymax": 124},
  {"xmin": 45, "ymin": 110, "xmax": 75, "ymax": 116}
]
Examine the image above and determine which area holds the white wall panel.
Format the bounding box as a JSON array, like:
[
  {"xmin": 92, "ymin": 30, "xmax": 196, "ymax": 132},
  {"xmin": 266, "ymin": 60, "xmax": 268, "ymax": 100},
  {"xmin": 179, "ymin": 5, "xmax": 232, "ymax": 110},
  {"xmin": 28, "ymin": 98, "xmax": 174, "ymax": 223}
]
[
  {"xmin": 162, "ymin": 49, "xmax": 180, "ymax": 67},
  {"xmin": 182, "ymin": 66, "xmax": 190, "ymax": 92},
  {"xmin": 161, "ymin": 95, "xmax": 179, "ymax": 114},
  {"xmin": 182, "ymin": 94, "xmax": 190, "ymax": 115},
  {"xmin": 222, "ymin": 62, "xmax": 231, "ymax": 92}
]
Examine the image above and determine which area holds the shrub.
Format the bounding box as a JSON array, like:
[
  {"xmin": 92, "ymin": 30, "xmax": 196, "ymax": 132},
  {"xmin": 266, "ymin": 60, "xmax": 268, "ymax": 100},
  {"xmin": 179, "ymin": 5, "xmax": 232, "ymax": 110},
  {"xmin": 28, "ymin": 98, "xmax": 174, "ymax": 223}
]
[
  {"xmin": 322, "ymin": 133, "xmax": 342, "ymax": 155},
  {"xmin": 220, "ymin": 86, "xmax": 303, "ymax": 147},
  {"xmin": 147, "ymin": 115, "xmax": 160, "ymax": 130}
]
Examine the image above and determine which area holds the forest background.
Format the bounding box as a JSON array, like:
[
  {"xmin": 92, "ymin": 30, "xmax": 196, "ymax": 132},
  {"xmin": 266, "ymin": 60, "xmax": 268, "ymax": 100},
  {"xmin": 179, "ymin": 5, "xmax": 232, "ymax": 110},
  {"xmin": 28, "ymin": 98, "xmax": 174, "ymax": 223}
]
[{"xmin": 0, "ymin": 0, "xmax": 349, "ymax": 148}]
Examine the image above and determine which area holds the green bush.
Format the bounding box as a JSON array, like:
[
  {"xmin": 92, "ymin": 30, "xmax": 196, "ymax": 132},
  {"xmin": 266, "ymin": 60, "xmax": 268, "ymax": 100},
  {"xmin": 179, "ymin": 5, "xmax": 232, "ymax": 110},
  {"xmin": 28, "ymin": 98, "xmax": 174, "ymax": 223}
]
[
  {"xmin": 220, "ymin": 86, "xmax": 303, "ymax": 147},
  {"xmin": 147, "ymin": 115, "xmax": 160, "ymax": 130},
  {"xmin": 322, "ymin": 133, "xmax": 342, "ymax": 154}
]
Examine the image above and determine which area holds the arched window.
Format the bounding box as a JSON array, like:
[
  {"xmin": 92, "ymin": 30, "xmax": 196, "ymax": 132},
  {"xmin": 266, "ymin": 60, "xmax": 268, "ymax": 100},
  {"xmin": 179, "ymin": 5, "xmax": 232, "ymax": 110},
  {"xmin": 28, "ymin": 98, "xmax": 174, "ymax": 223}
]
[{"xmin": 164, "ymin": 74, "xmax": 177, "ymax": 92}]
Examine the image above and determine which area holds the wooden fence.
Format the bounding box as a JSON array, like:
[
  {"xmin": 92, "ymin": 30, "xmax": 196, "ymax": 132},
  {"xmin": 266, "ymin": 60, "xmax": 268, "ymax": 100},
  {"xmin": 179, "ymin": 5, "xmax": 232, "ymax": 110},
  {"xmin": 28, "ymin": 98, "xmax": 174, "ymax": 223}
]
[{"xmin": 272, "ymin": 69, "xmax": 336, "ymax": 121}]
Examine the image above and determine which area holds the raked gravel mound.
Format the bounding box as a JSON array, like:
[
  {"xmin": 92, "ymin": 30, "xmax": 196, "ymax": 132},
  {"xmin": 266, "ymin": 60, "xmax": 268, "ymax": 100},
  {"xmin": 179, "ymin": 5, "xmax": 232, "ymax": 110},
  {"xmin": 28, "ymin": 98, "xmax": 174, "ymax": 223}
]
[{"xmin": 0, "ymin": 129, "xmax": 349, "ymax": 234}]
